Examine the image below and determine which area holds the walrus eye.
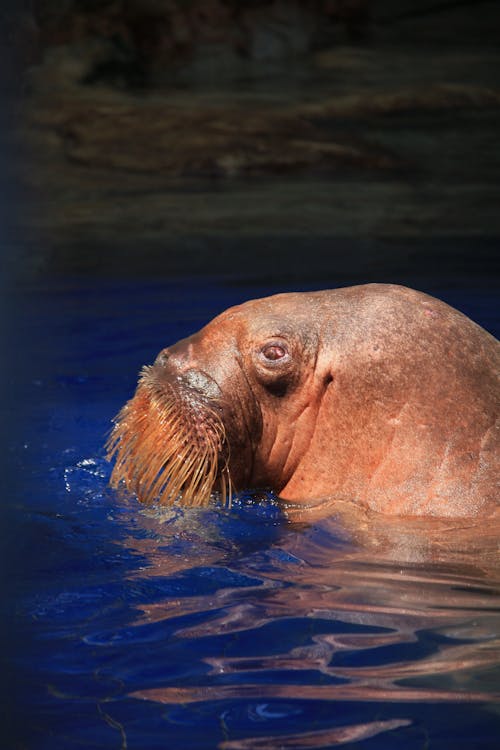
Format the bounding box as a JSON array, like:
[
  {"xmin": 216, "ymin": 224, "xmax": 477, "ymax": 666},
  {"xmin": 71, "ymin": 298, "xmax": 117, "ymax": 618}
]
[
  {"xmin": 261, "ymin": 343, "xmax": 288, "ymax": 361},
  {"xmin": 254, "ymin": 339, "xmax": 295, "ymax": 394}
]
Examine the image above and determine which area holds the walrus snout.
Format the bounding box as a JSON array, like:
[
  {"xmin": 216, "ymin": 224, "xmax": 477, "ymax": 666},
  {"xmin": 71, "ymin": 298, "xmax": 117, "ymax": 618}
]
[
  {"xmin": 154, "ymin": 346, "xmax": 188, "ymax": 369},
  {"xmin": 154, "ymin": 350, "xmax": 223, "ymax": 403},
  {"xmin": 106, "ymin": 359, "xmax": 231, "ymax": 507},
  {"xmin": 154, "ymin": 337, "xmax": 202, "ymax": 371}
]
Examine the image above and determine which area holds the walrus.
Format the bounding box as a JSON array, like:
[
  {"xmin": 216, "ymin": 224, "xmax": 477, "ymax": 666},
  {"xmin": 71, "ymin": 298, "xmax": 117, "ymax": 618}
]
[{"xmin": 106, "ymin": 284, "xmax": 499, "ymax": 518}]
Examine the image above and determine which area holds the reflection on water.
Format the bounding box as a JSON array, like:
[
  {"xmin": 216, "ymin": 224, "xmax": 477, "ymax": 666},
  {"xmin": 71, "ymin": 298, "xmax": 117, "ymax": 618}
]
[
  {"xmin": 127, "ymin": 498, "xmax": 500, "ymax": 720},
  {"xmin": 22, "ymin": 469, "xmax": 500, "ymax": 749},
  {"xmin": 11, "ymin": 277, "xmax": 500, "ymax": 749}
]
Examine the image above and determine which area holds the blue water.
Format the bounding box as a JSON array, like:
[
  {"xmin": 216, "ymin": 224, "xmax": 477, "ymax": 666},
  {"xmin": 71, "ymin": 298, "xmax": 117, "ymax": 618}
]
[{"xmin": 5, "ymin": 276, "xmax": 500, "ymax": 749}]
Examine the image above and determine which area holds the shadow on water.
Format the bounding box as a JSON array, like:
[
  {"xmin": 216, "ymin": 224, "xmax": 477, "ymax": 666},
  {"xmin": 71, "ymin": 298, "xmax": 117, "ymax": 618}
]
[{"xmin": 8, "ymin": 276, "xmax": 500, "ymax": 749}]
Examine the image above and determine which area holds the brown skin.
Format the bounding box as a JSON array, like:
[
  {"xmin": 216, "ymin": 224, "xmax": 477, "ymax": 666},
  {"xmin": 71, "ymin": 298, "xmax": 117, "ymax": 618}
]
[{"xmin": 109, "ymin": 284, "xmax": 499, "ymax": 518}]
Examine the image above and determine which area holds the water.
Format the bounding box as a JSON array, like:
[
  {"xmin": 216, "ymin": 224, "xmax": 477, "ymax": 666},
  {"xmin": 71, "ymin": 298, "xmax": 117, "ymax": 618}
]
[{"xmin": 5, "ymin": 275, "xmax": 500, "ymax": 749}]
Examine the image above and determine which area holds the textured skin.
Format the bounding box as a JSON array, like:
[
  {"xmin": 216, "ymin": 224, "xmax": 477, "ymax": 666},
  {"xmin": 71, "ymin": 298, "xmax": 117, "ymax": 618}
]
[{"xmin": 149, "ymin": 284, "xmax": 499, "ymax": 517}]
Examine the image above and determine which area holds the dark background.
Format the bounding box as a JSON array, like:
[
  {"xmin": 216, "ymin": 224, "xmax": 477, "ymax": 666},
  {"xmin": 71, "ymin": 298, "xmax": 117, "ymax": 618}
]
[{"xmin": 1, "ymin": 0, "xmax": 500, "ymax": 287}]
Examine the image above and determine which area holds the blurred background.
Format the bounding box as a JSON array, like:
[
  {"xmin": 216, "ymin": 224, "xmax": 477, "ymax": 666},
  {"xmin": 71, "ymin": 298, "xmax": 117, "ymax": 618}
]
[{"xmin": 1, "ymin": 0, "xmax": 500, "ymax": 285}]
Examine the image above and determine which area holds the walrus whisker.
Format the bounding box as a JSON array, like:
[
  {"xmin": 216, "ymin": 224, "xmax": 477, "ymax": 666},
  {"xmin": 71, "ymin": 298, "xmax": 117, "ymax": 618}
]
[
  {"xmin": 148, "ymin": 454, "xmax": 196, "ymax": 503},
  {"xmin": 179, "ymin": 457, "xmax": 213, "ymax": 500},
  {"xmin": 133, "ymin": 429, "xmax": 186, "ymax": 482},
  {"xmin": 171, "ymin": 440, "xmax": 219, "ymax": 503},
  {"xmin": 109, "ymin": 421, "xmax": 230, "ymax": 507},
  {"xmin": 106, "ymin": 372, "xmax": 229, "ymax": 508},
  {"xmin": 186, "ymin": 460, "xmax": 214, "ymax": 504},
  {"xmin": 120, "ymin": 444, "xmax": 164, "ymax": 494}
]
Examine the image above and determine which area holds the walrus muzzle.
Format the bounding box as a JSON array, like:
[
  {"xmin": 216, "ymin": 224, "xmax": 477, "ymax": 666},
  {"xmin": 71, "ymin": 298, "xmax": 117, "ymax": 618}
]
[{"xmin": 106, "ymin": 365, "xmax": 231, "ymax": 506}]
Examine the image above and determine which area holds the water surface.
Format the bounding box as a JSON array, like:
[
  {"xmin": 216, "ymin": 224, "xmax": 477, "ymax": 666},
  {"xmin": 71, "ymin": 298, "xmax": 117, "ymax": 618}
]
[{"xmin": 7, "ymin": 275, "xmax": 500, "ymax": 749}]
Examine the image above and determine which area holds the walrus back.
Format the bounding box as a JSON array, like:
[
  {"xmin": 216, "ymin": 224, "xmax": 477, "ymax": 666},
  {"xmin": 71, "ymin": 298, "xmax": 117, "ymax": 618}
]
[{"xmin": 284, "ymin": 285, "xmax": 500, "ymax": 517}]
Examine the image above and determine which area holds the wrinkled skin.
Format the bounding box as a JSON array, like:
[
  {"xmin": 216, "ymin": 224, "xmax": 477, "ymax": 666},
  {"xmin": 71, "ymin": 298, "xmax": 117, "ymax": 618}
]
[{"xmin": 110, "ymin": 284, "xmax": 499, "ymax": 518}]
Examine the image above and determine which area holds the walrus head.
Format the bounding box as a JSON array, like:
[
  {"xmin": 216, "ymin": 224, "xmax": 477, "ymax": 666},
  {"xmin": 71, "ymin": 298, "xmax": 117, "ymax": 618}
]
[{"xmin": 106, "ymin": 293, "xmax": 323, "ymax": 507}]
